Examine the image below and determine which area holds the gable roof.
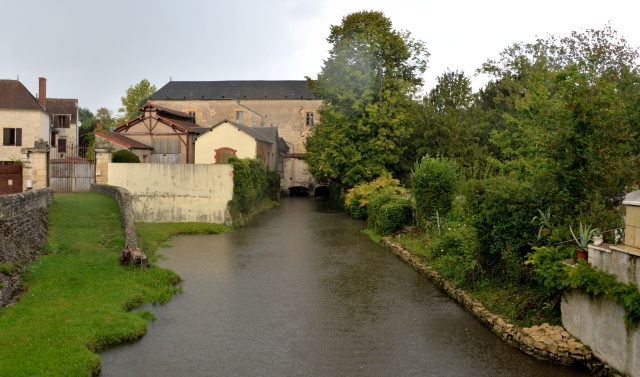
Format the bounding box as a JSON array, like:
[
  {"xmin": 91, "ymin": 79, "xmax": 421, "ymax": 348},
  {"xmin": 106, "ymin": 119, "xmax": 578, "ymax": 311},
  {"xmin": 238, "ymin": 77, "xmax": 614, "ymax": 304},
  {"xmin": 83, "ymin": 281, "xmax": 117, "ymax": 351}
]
[
  {"xmin": 150, "ymin": 80, "xmax": 316, "ymax": 100},
  {"xmin": 157, "ymin": 116, "xmax": 204, "ymax": 133},
  {"xmin": 95, "ymin": 131, "xmax": 153, "ymax": 149},
  {"xmin": 196, "ymin": 119, "xmax": 273, "ymax": 144},
  {"xmin": 250, "ymin": 126, "xmax": 278, "ymax": 144},
  {"xmin": 46, "ymin": 98, "xmax": 78, "ymax": 123},
  {"xmin": 139, "ymin": 101, "xmax": 193, "ymax": 120},
  {"xmin": 0, "ymin": 79, "xmax": 45, "ymax": 111}
]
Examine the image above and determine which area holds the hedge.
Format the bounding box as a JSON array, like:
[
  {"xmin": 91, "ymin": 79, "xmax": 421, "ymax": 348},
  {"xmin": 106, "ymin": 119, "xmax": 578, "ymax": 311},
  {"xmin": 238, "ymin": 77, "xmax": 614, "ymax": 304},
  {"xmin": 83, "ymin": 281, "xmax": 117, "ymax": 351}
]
[
  {"xmin": 412, "ymin": 155, "xmax": 458, "ymax": 224},
  {"xmin": 367, "ymin": 195, "xmax": 413, "ymax": 235}
]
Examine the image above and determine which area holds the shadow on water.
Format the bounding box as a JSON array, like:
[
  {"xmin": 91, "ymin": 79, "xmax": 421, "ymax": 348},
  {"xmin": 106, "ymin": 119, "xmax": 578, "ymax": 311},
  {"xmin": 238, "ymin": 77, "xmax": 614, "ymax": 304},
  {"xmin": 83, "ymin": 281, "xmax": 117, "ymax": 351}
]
[{"xmin": 99, "ymin": 197, "xmax": 589, "ymax": 377}]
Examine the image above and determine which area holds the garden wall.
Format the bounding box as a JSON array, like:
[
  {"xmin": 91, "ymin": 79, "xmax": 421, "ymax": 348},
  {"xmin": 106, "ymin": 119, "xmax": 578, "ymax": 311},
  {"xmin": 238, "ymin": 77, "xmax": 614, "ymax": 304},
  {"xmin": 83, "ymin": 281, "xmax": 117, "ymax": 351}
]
[
  {"xmin": 0, "ymin": 188, "xmax": 54, "ymax": 308},
  {"xmin": 107, "ymin": 163, "xmax": 233, "ymax": 223}
]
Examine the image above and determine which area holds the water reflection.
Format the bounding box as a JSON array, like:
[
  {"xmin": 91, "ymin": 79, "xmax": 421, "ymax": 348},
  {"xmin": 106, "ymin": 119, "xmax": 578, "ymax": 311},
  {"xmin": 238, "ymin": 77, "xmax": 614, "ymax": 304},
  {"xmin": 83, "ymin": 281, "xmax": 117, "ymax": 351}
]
[{"xmin": 100, "ymin": 198, "xmax": 588, "ymax": 377}]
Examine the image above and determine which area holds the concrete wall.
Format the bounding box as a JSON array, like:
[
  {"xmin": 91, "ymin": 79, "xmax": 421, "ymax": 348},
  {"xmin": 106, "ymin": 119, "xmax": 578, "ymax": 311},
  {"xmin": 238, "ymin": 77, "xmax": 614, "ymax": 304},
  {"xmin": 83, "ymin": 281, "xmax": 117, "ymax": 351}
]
[
  {"xmin": 588, "ymin": 243, "xmax": 640, "ymax": 286},
  {"xmin": 562, "ymin": 290, "xmax": 640, "ymax": 377},
  {"xmin": 0, "ymin": 109, "xmax": 50, "ymax": 161},
  {"xmin": 0, "ymin": 188, "xmax": 53, "ymax": 308},
  {"xmin": 107, "ymin": 163, "xmax": 233, "ymax": 223},
  {"xmin": 195, "ymin": 122, "xmax": 257, "ymax": 163},
  {"xmin": 283, "ymin": 156, "xmax": 317, "ymax": 190},
  {"xmin": 151, "ymin": 98, "xmax": 322, "ymax": 154}
]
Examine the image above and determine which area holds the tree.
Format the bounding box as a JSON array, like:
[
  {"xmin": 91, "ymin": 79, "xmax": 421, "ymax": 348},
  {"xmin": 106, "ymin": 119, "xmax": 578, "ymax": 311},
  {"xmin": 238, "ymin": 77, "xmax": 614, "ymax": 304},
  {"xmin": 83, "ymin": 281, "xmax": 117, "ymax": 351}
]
[
  {"xmin": 118, "ymin": 79, "xmax": 157, "ymax": 121},
  {"xmin": 413, "ymin": 70, "xmax": 487, "ymax": 167},
  {"xmin": 305, "ymin": 11, "xmax": 429, "ymax": 188},
  {"xmin": 95, "ymin": 107, "xmax": 119, "ymax": 130},
  {"xmin": 78, "ymin": 107, "xmax": 96, "ymax": 146}
]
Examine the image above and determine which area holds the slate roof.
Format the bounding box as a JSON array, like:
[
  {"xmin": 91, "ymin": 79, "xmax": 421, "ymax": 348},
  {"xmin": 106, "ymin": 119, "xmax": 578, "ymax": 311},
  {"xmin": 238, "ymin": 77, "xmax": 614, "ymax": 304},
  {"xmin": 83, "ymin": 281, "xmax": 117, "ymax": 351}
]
[
  {"xmin": 197, "ymin": 120, "xmax": 273, "ymax": 144},
  {"xmin": 150, "ymin": 80, "xmax": 316, "ymax": 100},
  {"xmin": 0, "ymin": 79, "xmax": 45, "ymax": 111},
  {"xmin": 157, "ymin": 116, "xmax": 204, "ymax": 133},
  {"xmin": 139, "ymin": 102, "xmax": 192, "ymax": 120},
  {"xmin": 46, "ymin": 98, "xmax": 78, "ymax": 123},
  {"xmin": 95, "ymin": 131, "xmax": 153, "ymax": 149},
  {"xmin": 250, "ymin": 126, "xmax": 278, "ymax": 144}
]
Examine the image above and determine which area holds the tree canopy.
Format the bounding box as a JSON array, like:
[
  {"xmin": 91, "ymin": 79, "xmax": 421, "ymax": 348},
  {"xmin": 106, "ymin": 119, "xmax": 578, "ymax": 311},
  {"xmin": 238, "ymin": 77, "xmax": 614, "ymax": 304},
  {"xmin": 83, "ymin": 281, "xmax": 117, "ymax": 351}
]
[
  {"xmin": 118, "ymin": 79, "xmax": 157, "ymax": 121},
  {"xmin": 305, "ymin": 10, "xmax": 429, "ymax": 188}
]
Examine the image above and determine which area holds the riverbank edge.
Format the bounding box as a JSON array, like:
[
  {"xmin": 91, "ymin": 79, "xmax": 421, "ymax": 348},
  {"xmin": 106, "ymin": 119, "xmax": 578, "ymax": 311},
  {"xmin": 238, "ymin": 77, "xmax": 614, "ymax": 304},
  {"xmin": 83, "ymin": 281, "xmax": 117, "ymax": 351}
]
[{"xmin": 381, "ymin": 236, "xmax": 620, "ymax": 377}]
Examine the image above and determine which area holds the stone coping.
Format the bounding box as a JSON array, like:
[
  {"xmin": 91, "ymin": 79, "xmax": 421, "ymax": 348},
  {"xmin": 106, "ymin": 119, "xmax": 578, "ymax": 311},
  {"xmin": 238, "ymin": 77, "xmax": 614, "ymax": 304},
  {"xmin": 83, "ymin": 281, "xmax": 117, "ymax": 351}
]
[
  {"xmin": 609, "ymin": 244, "xmax": 640, "ymax": 257},
  {"xmin": 381, "ymin": 237, "xmax": 618, "ymax": 377},
  {"xmin": 589, "ymin": 243, "xmax": 613, "ymax": 253}
]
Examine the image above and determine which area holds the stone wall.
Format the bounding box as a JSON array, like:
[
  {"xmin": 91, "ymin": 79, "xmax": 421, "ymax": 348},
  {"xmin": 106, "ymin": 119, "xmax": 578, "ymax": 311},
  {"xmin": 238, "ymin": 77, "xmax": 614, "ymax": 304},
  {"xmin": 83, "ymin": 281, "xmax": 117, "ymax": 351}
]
[
  {"xmin": 0, "ymin": 188, "xmax": 54, "ymax": 308},
  {"xmin": 20, "ymin": 139, "xmax": 50, "ymax": 191},
  {"xmin": 90, "ymin": 184, "xmax": 138, "ymax": 249},
  {"xmin": 382, "ymin": 237, "xmax": 618, "ymax": 376}
]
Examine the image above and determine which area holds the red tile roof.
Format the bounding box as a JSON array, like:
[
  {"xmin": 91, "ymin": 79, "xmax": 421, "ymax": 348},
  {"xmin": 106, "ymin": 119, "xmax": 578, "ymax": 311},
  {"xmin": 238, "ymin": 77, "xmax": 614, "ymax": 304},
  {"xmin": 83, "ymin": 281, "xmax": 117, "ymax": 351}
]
[
  {"xmin": 0, "ymin": 80, "xmax": 45, "ymax": 111},
  {"xmin": 96, "ymin": 131, "xmax": 153, "ymax": 149},
  {"xmin": 157, "ymin": 116, "xmax": 200, "ymax": 133}
]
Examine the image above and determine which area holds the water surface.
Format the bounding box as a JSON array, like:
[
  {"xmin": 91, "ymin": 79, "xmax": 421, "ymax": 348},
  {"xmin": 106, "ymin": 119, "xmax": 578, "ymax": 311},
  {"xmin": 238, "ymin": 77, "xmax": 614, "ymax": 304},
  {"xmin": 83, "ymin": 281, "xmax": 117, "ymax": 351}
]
[{"xmin": 100, "ymin": 198, "xmax": 588, "ymax": 376}]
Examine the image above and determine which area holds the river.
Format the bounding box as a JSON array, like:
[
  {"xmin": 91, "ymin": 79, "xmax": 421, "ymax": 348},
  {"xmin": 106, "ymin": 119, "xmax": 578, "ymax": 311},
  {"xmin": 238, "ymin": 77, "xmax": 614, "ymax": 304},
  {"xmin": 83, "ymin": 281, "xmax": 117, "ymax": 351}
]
[{"xmin": 100, "ymin": 197, "xmax": 589, "ymax": 376}]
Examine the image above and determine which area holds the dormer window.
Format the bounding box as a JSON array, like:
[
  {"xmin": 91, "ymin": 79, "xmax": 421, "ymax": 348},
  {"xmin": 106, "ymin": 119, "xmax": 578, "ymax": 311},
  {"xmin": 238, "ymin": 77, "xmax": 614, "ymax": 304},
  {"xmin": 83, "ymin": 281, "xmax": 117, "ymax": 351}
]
[{"xmin": 54, "ymin": 115, "xmax": 70, "ymax": 128}]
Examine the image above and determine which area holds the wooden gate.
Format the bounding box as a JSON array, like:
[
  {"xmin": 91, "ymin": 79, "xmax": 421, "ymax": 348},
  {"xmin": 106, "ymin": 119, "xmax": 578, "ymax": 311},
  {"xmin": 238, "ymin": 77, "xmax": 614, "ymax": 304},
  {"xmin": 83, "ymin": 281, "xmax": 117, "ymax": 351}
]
[
  {"xmin": 49, "ymin": 146, "xmax": 95, "ymax": 192},
  {"xmin": 0, "ymin": 163, "xmax": 22, "ymax": 195}
]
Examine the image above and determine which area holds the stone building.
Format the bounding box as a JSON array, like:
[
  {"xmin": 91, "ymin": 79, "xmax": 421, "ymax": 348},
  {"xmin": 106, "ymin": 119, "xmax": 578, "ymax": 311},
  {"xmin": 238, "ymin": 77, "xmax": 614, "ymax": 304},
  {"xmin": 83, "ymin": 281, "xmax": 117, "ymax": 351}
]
[{"xmin": 149, "ymin": 80, "xmax": 323, "ymax": 192}]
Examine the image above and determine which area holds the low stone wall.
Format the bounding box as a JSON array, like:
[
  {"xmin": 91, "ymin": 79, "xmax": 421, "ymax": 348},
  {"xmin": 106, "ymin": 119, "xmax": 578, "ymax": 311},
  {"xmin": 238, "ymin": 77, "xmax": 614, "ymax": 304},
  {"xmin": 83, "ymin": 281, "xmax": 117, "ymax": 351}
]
[
  {"xmin": 382, "ymin": 237, "xmax": 619, "ymax": 377},
  {"xmin": 0, "ymin": 188, "xmax": 54, "ymax": 308},
  {"xmin": 90, "ymin": 184, "xmax": 138, "ymax": 250}
]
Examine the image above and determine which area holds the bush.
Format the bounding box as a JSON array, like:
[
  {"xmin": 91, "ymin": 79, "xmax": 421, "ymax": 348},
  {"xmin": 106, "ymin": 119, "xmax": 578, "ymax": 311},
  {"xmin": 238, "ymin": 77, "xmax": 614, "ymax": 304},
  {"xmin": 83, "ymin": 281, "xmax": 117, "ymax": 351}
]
[
  {"xmin": 464, "ymin": 177, "xmax": 546, "ymax": 272},
  {"xmin": 367, "ymin": 195, "xmax": 413, "ymax": 235},
  {"xmin": 426, "ymin": 220, "xmax": 480, "ymax": 285},
  {"xmin": 111, "ymin": 149, "xmax": 140, "ymax": 163},
  {"xmin": 345, "ymin": 174, "xmax": 408, "ymax": 219},
  {"xmin": 412, "ymin": 155, "xmax": 458, "ymax": 225},
  {"xmin": 228, "ymin": 158, "xmax": 268, "ymax": 220}
]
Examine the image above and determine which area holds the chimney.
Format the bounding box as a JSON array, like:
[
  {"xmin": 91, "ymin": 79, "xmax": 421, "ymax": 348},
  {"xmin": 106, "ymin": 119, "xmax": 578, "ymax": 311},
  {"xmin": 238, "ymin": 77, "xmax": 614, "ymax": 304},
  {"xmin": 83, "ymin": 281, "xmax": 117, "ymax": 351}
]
[
  {"xmin": 38, "ymin": 77, "xmax": 46, "ymax": 109},
  {"xmin": 97, "ymin": 121, "xmax": 103, "ymax": 132}
]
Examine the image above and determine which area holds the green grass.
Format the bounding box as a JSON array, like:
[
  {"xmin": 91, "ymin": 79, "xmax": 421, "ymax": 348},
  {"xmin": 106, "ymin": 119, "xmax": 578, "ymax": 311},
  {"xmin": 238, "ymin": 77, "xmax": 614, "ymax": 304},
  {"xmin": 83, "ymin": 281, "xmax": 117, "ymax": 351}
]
[
  {"xmin": 361, "ymin": 228, "xmax": 383, "ymax": 243},
  {"xmin": 0, "ymin": 193, "xmax": 184, "ymax": 376},
  {"xmin": 136, "ymin": 222, "xmax": 231, "ymax": 259}
]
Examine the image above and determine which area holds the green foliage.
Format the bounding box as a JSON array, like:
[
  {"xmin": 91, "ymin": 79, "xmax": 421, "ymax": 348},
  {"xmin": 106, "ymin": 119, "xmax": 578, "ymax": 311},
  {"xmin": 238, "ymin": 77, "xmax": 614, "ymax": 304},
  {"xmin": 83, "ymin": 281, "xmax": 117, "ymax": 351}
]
[
  {"xmin": 526, "ymin": 246, "xmax": 572, "ymax": 291},
  {"xmin": 464, "ymin": 177, "xmax": 543, "ymax": 268},
  {"xmin": 569, "ymin": 222, "xmax": 596, "ymax": 249},
  {"xmin": 305, "ymin": 10, "xmax": 429, "ymax": 187},
  {"xmin": 228, "ymin": 158, "xmax": 268, "ymax": 222},
  {"xmin": 412, "ymin": 155, "xmax": 458, "ymax": 224},
  {"xmin": 0, "ymin": 263, "xmax": 13, "ymax": 275},
  {"xmin": 367, "ymin": 195, "xmax": 413, "ymax": 235},
  {"xmin": 118, "ymin": 79, "xmax": 157, "ymax": 121},
  {"xmin": 95, "ymin": 107, "xmax": 120, "ymax": 131},
  {"xmin": 266, "ymin": 171, "xmax": 281, "ymax": 200},
  {"xmin": 345, "ymin": 174, "xmax": 408, "ymax": 219},
  {"xmin": 111, "ymin": 149, "xmax": 140, "ymax": 163},
  {"xmin": 0, "ymin": 193, "xmax": 181, "ymax": 375},
  {"xmin": 426, "ymin": 220, "xmax": 480, "ymax": 285}
]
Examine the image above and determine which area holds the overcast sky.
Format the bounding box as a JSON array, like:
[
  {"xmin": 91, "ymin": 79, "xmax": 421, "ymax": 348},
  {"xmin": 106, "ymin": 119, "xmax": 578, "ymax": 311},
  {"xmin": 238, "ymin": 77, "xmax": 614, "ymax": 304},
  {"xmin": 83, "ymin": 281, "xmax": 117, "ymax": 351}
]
[{"xmin": 2, "ymin": 0, "xmax": 638, "ymax": 117}]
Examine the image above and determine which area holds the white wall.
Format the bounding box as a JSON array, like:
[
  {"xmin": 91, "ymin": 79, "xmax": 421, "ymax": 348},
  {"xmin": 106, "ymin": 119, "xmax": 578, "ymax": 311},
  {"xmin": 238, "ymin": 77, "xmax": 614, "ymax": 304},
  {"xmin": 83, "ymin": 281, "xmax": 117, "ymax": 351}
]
[{"xmin": 108, "ymin": 163, "xmax": 233, "ymax": 223}]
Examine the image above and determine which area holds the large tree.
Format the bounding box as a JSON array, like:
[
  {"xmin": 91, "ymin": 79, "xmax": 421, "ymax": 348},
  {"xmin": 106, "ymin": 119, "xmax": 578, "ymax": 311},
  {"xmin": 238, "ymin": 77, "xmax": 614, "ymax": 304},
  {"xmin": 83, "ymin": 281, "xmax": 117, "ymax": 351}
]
[
  {"xmin": 305, "ymin": 11, "xmax": 429, "ymax": 187},
  {"xmin": 118, "ymin": 79, "xmax": 157, "ymax": 121}
]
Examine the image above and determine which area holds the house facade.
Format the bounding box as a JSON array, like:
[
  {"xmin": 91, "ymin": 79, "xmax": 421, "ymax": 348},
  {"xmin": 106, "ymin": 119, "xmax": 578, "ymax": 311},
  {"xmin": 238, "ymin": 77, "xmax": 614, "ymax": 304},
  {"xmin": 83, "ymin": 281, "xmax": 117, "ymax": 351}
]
[
  {"xmin": 149, "ymin": 80, "xmax": 322, "ymax": 191},
  {"xmin": 97, "ymin": 102, "xmax": 206, "ymax": 164},
  {"xmin": 194, "ymin": 120, "xmax": 288, "ymax": 171}
]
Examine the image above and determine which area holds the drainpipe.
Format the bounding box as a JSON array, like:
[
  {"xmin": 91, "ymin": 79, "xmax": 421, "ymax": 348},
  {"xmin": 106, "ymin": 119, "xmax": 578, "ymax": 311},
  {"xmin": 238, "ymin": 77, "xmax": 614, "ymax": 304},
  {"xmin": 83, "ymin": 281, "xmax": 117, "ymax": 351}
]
[{"xmin": 237, "ymin": 100, "xmax": 265, "ymax": 127}]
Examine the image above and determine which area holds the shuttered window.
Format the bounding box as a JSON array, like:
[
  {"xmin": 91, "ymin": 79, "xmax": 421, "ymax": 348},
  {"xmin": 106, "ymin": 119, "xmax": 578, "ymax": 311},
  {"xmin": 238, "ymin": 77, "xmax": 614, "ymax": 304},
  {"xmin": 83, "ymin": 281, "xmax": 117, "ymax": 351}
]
[
  {"xmin": 58, "ymin": 138, "xmax": 67, "ymax": 152},
  {"xmin": 2, "ymin": 128, "xmax": 21, "ymax": 146}
]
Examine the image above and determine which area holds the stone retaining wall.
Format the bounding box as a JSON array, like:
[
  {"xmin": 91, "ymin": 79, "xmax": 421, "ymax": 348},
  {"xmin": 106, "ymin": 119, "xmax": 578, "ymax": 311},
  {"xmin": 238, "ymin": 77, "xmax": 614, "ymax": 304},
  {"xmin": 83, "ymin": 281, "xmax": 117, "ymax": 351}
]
[
  {"xmin": 90, "ymin": 184, "xmax": 138, "ymax": 250},
  {"xmin": 382, "ymin": 237, "xmax": 620, "ymax": 377},
  {"xmin": 0, "ymin": 188, "xmax": 54, "ymax": 308}
]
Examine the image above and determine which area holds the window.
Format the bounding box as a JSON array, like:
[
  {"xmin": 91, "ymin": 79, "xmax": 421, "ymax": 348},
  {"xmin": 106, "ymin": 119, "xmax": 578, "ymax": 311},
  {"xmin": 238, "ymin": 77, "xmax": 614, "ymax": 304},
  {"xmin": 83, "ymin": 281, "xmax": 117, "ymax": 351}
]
[
  {"xmin": 54, "ymin": 115, "xmax": 70, "ymax": 128},
  {"xmin": 215, "ymin": 147, "xmax": 237, "ymax": 163},
  {"xmin": 188, "ymin": 111, "xmax": 196, "ymax": 124},
  {"xmin": 58, "ymin": 138, "xmax": 67, "ymax": 153},
  {"xmin": 235, "ymin": 111, "xmax": 244, "ymax": 124},
  {"xmin": 2, "ymin": 128, "xmax": 22, "ymax": 146},
  {"xmin": 306, "ymin": 112, "xmax": 314, "ymax": 126}
]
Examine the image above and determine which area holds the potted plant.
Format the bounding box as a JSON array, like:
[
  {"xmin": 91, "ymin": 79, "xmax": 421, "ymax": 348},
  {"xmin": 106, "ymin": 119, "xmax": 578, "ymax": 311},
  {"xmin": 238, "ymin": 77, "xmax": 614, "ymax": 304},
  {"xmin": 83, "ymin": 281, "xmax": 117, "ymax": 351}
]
[
  {"xmin": 570, "ymin": 222, "xmax": 596, "ymax": 261},
  {"xmin": 592, "ymin": 228, "xmax": 604, "ymax": 247}
]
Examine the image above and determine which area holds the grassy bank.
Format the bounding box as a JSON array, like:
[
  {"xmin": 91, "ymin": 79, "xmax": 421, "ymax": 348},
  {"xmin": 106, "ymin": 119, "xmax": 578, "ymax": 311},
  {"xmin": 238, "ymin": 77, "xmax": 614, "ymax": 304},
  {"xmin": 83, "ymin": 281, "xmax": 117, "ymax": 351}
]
[
  {"xmin": 0, "ymin": 193, "xmax": 217, "ymax": 376},
  {"xmin": 137, "ymin": 222, "xmax": 231, "ymax": 260}
]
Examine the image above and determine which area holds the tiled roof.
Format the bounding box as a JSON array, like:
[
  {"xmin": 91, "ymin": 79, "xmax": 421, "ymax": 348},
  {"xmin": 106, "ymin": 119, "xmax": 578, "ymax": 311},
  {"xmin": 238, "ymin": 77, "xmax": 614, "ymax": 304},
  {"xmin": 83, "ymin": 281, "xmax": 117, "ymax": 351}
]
[
  {"xmin": 46, "ymin": 98, "xmax": 78, "ymax": 123},
  {"xmin": 150, "ymin": 80, "xmax": 316, "ymax": 100},
  {"xmin": 0, "ymin": 80, "xmax": 45, "ymax": 111},
  {"xmin": 197, "ymin": 119, "xmax": 274, "ymax": 144},
  {"xmin": 95, "ymin": 131, "xmax": 153, "ymax": 149},
  {"xmin": 157, "ymin": 116, "xmax": 202, "ymax": 133},
  {"xmin": 250, "ymin": 126, "xmax": 278, "ymax": 144},
  {"xmin": 139, "ymin": 102, "xmax": 192, "ymax": 120}
]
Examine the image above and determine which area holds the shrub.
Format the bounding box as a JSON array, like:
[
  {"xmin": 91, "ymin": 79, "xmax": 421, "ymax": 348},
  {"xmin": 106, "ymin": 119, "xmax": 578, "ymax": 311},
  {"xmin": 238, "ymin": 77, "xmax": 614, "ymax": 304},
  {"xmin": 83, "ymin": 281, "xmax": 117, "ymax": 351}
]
[
  {"xmin": 463, "ymin": 177, "xmax": 544, "ymax": 271},
  {"xmin": 345, "ymin": 174, "xmax": 408, "ymax": 219},
  {"xmin": 228, "ymin": 157, "xmax": 268, "ymax": 220},
  {"xmin": 367, "ymin": 195, "xmax": 413, "ymax": 235},
  {"xmin": 426, "ymin": 220, "xmax": 480, "ymax": 285},
  {"xmin": 111, "ymin": 150, "xmax": 140, "ymax": 163},
  {"xmin": 412, "ymin": 155, "xmax": 458, "ymax": 225}
]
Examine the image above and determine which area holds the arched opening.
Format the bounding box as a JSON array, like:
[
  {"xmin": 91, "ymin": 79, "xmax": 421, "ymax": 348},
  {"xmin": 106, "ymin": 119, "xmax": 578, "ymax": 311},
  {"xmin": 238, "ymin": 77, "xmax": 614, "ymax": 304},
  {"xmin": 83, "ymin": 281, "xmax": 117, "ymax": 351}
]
[
  {"xmin": 288, "ymin": 186, "xmax": 309, "ymax": 197},
  {"xmin": 314, "ymin": 185, "xmax": 330, "ymax": 197}
]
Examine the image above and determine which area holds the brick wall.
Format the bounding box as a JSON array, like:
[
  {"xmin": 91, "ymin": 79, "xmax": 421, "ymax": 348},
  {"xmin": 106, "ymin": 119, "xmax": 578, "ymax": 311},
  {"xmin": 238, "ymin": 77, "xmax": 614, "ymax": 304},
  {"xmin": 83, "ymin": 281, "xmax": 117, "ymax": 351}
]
[{"xmin": 0, "ymin": 188, "xmax": 54, "ymax": 308}]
